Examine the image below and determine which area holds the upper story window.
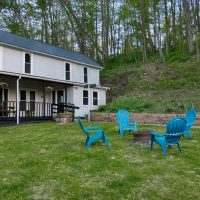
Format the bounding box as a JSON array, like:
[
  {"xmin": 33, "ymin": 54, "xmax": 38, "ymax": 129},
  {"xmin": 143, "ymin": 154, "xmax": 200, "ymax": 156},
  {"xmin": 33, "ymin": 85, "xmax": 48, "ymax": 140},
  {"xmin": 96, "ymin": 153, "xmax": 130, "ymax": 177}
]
[
  {"xmin": 25, "ymin": 53, "xmax": 31, "ymax": 74},
  {"xmin": 83, "ymin": 90, "xmax": 88, "ymax": 105},
  {"xmin": 93, "ymin": 91, "xmax": 98, "ymax": 106},
  {"xmin": 84, "ymin": 67, "xmax": 88, "ymax": 83},
  {"xmin": 65, "ymin": 63, "xmax": 70, "ymax": 80}
]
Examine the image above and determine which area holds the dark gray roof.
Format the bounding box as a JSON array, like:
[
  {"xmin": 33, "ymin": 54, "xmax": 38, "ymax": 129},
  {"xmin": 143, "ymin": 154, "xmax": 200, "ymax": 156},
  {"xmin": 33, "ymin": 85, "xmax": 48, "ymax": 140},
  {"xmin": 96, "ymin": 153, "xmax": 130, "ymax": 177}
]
[{"xmin": 0, "ymin": 30, "xmax": 101, "ymax": 68}]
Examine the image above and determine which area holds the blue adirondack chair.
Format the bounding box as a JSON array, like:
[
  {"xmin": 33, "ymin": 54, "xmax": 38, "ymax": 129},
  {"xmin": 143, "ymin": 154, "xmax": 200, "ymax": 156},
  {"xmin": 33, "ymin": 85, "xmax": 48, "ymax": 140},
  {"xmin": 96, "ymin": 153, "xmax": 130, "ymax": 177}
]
[
  {"xmin": 150, "ymin": 117, "xmax": 186, "ymax": 156},
  {"xmin": 116, "ymin": 109, "xmax": 137, "ymax": 136},
  {"xmin": 77, "ymin": 117, "xmax": 109, "ymax": 149},
  {"xmin": 184, "ymin": 108, "xmax": 197, "ymax": 139}
]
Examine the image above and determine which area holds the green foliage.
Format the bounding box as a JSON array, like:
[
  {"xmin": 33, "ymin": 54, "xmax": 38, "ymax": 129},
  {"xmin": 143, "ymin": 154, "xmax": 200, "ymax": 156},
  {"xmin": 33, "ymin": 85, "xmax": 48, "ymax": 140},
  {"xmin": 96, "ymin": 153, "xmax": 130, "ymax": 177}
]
[
  {"xmin": 99, "ymin": 97, "xmax": 153, "ymax": 113},
  {"xmin": 165, "ymin": 44, "xmax": 189, "ymax": 63},
  {"xmin": 105, "ymin": 54, "xmax": 138, "ymax": 68},
  {"xmin": 164, "ymin": 101, "xmax": 195, "ymax": 113},
  {"xmin": 154, "ymin": 79, "xmax": 187, "ymax": 90},
  {"xmin": 100, "ymin": 53, "xmax": 200, "ymax": 114},
  {"xmin": 166, "ymin": 54, "xmax": 189, "ymax": 63}
]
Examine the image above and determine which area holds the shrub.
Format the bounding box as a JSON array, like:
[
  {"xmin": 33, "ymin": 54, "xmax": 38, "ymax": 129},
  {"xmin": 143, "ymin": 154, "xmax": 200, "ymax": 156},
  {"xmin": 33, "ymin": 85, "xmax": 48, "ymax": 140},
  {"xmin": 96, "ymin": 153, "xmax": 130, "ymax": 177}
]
[{"xmin": 98, "ymin": 97, "xmax": 153, "ymax": 113}]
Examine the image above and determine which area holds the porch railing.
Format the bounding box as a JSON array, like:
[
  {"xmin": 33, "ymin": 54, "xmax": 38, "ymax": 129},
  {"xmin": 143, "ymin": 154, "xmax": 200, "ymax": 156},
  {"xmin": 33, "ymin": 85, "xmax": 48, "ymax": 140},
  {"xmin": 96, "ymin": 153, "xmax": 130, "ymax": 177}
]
[
  {"xmin": 0, "ymin": 101, "xmax": 52, "ymax": 122},
  {"xmin": 19, "ymin": 101, "xmax": 52, "ymax": 119},
  {"xmin": 0, "ymin": 101, "xmax": 16, "ymax": 119},
  {"xmin": 0, "ymin": 101, "xmax": 80, "ymax": 123},
  {"xmin": 51, "ymin": 103, "xmax": 79, "ymax": 122}
]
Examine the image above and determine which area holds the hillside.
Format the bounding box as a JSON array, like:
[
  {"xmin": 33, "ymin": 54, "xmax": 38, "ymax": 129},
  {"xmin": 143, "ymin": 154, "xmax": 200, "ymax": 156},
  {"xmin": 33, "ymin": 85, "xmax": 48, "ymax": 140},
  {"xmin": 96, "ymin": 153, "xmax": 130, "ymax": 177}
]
[{"xmin": 99, "ymin": 55, "xmax": 200, "ymax": 114}]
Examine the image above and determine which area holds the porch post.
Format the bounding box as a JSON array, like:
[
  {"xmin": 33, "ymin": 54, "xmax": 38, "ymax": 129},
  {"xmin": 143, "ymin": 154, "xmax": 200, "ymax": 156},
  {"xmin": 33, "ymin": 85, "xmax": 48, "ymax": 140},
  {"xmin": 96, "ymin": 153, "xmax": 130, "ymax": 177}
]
[{"xmin": 16, "ymin": 76, "xmax": 21, "ymax": 125}]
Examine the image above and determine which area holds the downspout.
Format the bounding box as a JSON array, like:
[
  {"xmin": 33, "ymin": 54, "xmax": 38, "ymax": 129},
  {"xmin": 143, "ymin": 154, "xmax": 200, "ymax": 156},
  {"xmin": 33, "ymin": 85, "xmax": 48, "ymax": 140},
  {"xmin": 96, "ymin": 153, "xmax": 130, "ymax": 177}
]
[{"xmin": 16, "ymin": 76, "xmax": 21, "ymax": 125}]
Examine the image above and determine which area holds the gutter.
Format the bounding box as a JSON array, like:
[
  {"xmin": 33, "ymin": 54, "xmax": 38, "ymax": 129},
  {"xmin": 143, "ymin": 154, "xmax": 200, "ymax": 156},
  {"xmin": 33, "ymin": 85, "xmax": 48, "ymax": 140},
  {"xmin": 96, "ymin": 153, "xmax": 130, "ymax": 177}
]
[
  {"xmin": 0, "ymin": 70, "xmax": 84, "ymax": 87},
  {"xmin": 0, "ymin": 70, "xmax": 109, "ymax": 89}
]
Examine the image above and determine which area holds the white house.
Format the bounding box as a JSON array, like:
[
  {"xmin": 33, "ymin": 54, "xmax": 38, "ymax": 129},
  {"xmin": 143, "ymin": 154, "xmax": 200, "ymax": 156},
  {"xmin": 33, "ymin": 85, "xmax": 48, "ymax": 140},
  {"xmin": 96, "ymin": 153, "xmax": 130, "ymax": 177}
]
[{"xmin": 0, "ymin": 31, "xmax": 107, "ymax": 124}]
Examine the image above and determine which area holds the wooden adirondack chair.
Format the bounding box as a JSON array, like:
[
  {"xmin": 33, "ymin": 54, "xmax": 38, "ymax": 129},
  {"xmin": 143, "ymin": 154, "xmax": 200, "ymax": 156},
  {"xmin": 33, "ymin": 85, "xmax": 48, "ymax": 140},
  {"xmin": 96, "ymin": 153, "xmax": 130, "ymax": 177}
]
[
  {"xmin": 77, "ymin": 117, "xmax": 109, "ymax": 149},
  {"xmin": 150, "ymin": 117, "xmax": 186, "ymax": 156},
  {"xmin": 116, "ymin": 109, "xmax": 137, "ymax": 136},
  {"xmin": 184, "ymin": 108, "xmax": 197, "ymax": 139}
]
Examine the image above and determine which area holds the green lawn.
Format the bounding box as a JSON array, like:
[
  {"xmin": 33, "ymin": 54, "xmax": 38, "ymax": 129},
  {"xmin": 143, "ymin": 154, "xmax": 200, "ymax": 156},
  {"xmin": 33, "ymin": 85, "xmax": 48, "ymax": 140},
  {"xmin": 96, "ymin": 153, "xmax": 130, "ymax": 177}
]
[{"xmin": 0, "ymin": 122, "xmax": 200, "ymax": 199}]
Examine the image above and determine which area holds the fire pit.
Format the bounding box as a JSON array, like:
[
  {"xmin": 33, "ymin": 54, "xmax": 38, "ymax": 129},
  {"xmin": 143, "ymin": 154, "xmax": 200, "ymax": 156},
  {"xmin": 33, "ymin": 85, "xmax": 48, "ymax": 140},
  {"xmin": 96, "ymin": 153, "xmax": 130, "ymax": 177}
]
[{"xmin": 133, "ymin": 130, "xmax": 150, "ymax": 144}]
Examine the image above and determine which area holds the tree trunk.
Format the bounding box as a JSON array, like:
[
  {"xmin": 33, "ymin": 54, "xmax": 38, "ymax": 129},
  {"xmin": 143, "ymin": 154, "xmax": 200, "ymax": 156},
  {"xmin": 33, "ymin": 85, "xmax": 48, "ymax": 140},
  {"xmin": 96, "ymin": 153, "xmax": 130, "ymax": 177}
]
[
  {"xmin": 152, "ymin": 1, "xmax": 165, "ymax": 63},
  {"xmin": 182, "ymin": 0, "xmax": 194, "ymax": 53},
  {"xmin": 164, "ymin": 0, "xmax": 169, "ymax": 54}
]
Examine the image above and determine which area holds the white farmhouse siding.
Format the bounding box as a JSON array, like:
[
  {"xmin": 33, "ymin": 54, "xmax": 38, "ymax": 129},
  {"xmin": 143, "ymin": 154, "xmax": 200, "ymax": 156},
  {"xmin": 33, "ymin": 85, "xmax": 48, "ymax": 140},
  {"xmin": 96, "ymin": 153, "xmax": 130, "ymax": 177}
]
[
  {"xmin": 2, "ymin": 46, "xmax": 23, "ymax": 73},
  {"xmin": 33, "ymin": 54, "xmax": 66, "ymax": 80},
  {"xmin": 73, "ymin": 86, "xmax": 106, "ymax": 117},
  {"xmin": 96, "ymin": 88, "xmax": 106, "ymax": 105},
  {"xmin": 71, "ymin": 63, "xmax": 100, "ymax": 84},
  {"xmin": 71, "ymin": 63, "xmax": 83, "ymax": 83},
  {"xmin": 67, "ymin": 86, "xmax": 74, "ymax": 105},
  {"xmin": 88, "ymin": 67, "xmax": 100, "ymax": 84},
  {"xmin": 1, "ymin": 46, "xmax": 101, "ymax": 85}
]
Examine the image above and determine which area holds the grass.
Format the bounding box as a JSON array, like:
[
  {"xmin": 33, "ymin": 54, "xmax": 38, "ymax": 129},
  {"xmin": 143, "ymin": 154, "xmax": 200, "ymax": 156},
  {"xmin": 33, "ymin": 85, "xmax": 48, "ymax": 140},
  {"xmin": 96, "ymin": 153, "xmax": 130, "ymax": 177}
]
[{"xmin": 0, "ymin": 122, "xmax": 200, "ymax": 199}]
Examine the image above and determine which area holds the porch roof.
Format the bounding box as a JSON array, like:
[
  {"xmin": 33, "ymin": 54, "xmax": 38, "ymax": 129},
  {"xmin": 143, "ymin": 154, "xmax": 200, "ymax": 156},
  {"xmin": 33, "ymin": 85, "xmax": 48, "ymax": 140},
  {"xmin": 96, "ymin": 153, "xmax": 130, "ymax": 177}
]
[
  {"xmin": 0, "ymin": 30, "xmax": 101, "ymax": 69},
  {"xmin": 0, "ymin": 71, "xmax": 109, "ymax": 90}
]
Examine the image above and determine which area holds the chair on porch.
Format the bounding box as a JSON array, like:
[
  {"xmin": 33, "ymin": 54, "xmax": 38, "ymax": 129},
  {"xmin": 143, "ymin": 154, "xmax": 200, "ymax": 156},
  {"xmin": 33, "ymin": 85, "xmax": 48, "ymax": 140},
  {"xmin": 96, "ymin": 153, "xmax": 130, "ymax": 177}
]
[
  {"xmin": 77, "ymin": 117, "xmax": 109, "ymax": 149},
  {"xmin": 184, "ymin": 108, "xmax": 197, "ymax": 139},
  {"xmin": 116, "ymin": 109, "xmax": 137, "ymax": 136},
  {"xmin": 149, "ymin": 117, "xmax": 186, "ymax": 156}
]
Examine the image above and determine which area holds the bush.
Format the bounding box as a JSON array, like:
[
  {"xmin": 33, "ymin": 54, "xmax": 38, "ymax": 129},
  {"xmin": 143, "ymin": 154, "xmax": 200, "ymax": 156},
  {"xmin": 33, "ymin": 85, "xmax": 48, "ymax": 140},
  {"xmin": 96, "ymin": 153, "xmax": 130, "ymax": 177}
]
[{"xmin": 98, "ymin": 97, "xmax": 153, "ymax": 113}]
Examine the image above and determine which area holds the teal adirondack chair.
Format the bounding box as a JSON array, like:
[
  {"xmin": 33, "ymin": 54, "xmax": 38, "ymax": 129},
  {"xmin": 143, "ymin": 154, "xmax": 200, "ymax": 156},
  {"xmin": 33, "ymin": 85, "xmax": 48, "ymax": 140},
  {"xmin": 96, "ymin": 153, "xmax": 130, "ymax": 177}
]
[
  {"xmin": 150, "ymin": 117, "xmax": 186, "ymax": 156},
  {"xmin": 184, "ymin": 108, "xmax": 197, "ymax": 139},
  {"xmin": 77, "ymin": 117, "xmax": 109, "ymax": 149},
  {"xmin": 116, "ymin": 109, "xmax": 137, "ymax": 136}
]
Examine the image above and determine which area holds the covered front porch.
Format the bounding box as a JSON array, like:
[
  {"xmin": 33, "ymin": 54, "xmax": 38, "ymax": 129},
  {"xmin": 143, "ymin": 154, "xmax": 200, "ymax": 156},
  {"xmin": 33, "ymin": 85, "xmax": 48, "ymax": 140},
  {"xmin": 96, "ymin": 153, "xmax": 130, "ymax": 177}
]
[{"xmin": 0, "ymin": 74, "xmax": 76, "ymax": 125}]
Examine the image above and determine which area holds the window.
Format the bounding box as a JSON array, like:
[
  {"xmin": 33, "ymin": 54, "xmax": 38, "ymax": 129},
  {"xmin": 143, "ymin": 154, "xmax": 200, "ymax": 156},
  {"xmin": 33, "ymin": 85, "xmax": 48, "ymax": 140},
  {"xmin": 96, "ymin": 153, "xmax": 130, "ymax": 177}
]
[
  {"xmin": 84, "ymin": 67, "xmax": 88, "ymax": 83},
  {"xmin": 65, "ymin": 63, "xmax": 70, "ymax": 80},
  {"xmin": 83, "ymin": 90, "xmax": 88, "ymax": 105},
  {"xmin": 93, "ymin": 91, "xmax": 98, "ymax": 106},
  {"xmin": 25, "ymin": 53, "xmax": 31, "ymax": 74}
]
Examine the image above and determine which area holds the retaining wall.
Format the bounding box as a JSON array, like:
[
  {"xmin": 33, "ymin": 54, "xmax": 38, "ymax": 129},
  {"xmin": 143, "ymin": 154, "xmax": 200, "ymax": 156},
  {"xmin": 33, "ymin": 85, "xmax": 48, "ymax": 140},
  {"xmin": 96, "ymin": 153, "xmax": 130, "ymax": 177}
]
[{"xmin": 90, "ymin": 112, "xmax": 200, "ymax": 126}]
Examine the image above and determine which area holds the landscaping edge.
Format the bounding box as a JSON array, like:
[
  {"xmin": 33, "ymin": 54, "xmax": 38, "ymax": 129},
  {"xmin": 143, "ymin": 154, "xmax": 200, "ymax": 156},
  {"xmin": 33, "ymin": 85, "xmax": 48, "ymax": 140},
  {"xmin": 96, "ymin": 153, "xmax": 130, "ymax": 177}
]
[{"xmin": 90, "ymin": 112, "xmax": 200, "ymax": 126}]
